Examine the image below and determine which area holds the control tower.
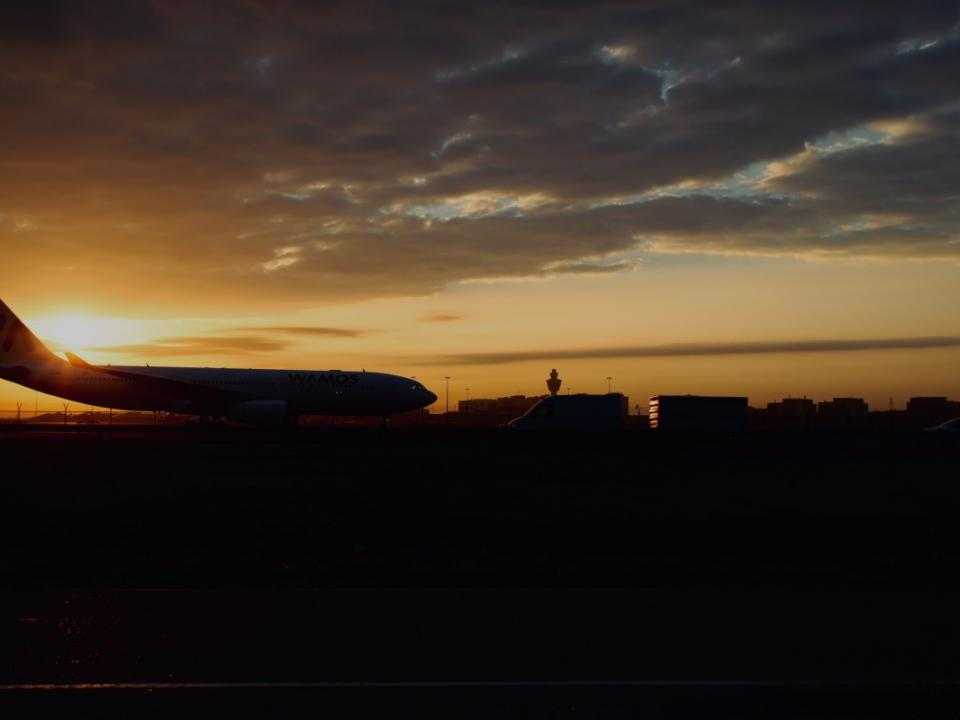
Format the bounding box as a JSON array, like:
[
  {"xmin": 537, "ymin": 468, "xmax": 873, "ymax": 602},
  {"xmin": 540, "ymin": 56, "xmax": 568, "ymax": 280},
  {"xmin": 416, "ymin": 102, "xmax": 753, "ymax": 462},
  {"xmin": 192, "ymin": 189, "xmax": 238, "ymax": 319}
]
[{"xmin": 546, "ymin": 368, "xmax": 562, "ymax": 396}]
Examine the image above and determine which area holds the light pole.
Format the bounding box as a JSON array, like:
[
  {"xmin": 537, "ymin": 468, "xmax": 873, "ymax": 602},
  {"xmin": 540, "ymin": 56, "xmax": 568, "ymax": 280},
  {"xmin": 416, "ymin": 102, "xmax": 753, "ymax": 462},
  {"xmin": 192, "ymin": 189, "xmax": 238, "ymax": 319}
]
[
  {"xmin": 606, "ymin": 376, "xmax": 613, "ymax": 394},
  {"xmin": 444, "ymin": 376, "xmax": 451, "ymax": 414}
]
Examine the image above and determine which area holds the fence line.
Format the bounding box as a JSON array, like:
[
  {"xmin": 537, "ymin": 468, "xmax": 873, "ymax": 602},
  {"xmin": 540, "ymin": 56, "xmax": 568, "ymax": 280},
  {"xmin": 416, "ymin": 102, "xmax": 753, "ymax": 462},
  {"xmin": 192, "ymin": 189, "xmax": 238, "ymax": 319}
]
[{"xmin": 0, "ymin": 408, "xmax": 185, "ymax": 425}]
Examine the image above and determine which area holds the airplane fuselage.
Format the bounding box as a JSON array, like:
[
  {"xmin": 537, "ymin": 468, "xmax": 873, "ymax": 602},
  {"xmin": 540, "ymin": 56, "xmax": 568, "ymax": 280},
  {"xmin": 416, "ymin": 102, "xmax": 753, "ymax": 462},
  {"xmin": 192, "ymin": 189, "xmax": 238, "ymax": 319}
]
[
  {"xmin": 0, "ymin": 298, "xmax": 437, "ymax": 423},
  {"xmin": 18, "ymin": 359, "xmax": 436, "ymax": 418}
]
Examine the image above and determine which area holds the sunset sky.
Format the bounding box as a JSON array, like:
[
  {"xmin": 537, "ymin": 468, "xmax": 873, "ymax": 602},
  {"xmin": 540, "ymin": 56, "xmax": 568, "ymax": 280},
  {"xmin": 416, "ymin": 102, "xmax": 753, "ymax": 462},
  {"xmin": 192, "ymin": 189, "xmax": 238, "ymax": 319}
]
[{"xmin": 3, "ymin": 1, "xmax": 960, "ymax": 411}]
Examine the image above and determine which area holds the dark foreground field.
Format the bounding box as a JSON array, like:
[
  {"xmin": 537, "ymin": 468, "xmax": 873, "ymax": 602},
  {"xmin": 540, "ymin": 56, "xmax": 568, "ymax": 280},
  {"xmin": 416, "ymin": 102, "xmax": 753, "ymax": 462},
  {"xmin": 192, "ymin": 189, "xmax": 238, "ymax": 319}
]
[{"xmin": 1, "ymin": 426, "xmax": 959, "ymax": 714}]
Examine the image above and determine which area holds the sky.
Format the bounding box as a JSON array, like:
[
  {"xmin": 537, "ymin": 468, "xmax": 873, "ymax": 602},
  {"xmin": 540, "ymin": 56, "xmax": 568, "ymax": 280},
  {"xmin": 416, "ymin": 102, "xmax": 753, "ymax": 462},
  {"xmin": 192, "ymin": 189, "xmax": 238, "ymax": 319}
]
[{"xmin": 2, "ymin": 0, "xmax": 960, "ymax": 411}]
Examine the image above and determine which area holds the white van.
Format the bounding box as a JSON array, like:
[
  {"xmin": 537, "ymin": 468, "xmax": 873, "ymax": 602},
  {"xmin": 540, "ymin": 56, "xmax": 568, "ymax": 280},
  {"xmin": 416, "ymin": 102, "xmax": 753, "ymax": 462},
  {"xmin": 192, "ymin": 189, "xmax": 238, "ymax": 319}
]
[{"xmin": 506, "ymin": 393, "xmax": 628, "ymax": 431}]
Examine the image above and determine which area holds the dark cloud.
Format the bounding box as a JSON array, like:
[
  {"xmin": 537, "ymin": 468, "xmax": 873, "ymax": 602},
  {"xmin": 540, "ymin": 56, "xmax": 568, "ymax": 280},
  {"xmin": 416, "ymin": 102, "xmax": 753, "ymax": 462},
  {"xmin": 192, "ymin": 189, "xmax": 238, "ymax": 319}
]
[
  {"xmin": 772, "ymin": 115, "xmax": 960, "ymax": 214},
  {"xmin": 422, "ymin": 336, "xmax": 960, "ymax": 366},
  {"xmin": 236, "ymin": 326, "xmax": 367, "ymax": 337},
  {"xmin": 547, "ymin": 260, "xmax": 637, "ymax": 275},
  {"xmin": 2, "ymin": 1, "xmax": 960, "ymax": 308}
]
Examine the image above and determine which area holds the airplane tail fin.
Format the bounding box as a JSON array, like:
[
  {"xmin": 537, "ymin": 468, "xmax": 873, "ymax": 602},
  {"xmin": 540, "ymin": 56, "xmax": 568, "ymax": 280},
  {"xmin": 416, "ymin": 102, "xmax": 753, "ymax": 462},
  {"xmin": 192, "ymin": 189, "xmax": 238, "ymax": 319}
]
[{"xmin": 0, "ymin": 299, "xmax": 58, "ymax": 366}]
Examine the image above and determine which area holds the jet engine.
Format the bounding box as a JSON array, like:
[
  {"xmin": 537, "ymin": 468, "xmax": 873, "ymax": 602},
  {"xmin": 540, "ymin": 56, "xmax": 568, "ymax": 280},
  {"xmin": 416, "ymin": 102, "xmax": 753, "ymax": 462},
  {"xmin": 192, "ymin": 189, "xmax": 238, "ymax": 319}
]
[{"xmin": 227, "ymin": 399, "xmax": 290, "ymax": 426}]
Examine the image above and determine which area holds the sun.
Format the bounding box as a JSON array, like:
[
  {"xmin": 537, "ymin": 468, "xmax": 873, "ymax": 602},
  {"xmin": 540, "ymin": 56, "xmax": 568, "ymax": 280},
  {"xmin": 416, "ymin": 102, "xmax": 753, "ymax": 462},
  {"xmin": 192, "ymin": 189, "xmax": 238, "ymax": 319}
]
[{"xmin": 30, "ymin": 312, "xmax": 139, "ymax": 354}]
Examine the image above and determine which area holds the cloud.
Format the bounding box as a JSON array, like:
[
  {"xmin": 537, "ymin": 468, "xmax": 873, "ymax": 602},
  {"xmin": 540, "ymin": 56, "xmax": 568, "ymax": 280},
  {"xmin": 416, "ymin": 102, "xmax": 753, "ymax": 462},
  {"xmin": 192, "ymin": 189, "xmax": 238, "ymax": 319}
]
[
  {"xmin": 2, "ymin": 1, "xmax": 960, "ymax": 308},
  {"xmin": 236, "ymin": 326, "xmax": 367, "ymax": 338},
  {"xmin": 95, "ymin": 335, "xmax": 288, "ymax": 357},
  {"xmin": 420, "ymin": 336, "xmax": 960, "ymax": 366},
  {"xmin": 422, "ymin": 313, "xmax": 463, "ymax": 322},
  {"xmin": 262, "ymin": 246, "xmax": 303, "ymax": 272},
  {"xmin": 544, "ymin": 259, "xmax": 638, "ymax": 275},
  {"xmin": 94, "ymin": 324, "xmax": 367, "ymax": 358}
]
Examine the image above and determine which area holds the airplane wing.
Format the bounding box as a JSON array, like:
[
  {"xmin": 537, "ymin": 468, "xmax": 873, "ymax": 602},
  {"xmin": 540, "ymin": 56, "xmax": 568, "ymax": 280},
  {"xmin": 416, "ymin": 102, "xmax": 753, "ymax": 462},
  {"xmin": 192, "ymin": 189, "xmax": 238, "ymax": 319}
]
[
  {"xmin": 65, "ymin": 351, "xmax": 241, "ymax": 410},
  {"xmin": 65, "ymin": 351, "xmax": 96, "ymax": 369}
]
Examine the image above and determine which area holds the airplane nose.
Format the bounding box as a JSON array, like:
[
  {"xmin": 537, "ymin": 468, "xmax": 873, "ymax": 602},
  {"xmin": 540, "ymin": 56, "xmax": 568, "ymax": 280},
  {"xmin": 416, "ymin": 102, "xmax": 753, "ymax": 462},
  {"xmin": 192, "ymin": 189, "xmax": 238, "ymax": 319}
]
[{"xmin": 425, "ymin": 390, "xmax": 438, "ymax": 405}]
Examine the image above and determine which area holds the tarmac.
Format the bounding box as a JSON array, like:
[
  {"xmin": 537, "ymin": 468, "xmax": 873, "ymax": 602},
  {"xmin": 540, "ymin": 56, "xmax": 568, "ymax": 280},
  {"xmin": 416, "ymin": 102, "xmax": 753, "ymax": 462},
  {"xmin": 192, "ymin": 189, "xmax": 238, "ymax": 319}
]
[{"xmin": 1, "ymin": 425, "xmax": 958, "ymax": 713}]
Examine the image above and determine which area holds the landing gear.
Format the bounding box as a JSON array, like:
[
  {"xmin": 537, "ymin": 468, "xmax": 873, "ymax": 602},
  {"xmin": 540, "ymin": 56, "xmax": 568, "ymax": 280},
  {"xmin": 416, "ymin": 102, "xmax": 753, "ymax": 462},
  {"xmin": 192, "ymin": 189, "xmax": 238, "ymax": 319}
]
[{"xmin": 379, "ymin": 415, "xmax": 391, "ymax": 430}]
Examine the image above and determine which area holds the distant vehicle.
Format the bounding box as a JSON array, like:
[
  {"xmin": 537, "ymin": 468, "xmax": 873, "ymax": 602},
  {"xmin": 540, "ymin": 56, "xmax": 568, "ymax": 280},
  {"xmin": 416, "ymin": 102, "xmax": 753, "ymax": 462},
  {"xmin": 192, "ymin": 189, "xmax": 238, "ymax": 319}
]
[
  {"xmin": 926, "ymin": 418, "xmax": 960, "ymax": 433},
  {"xmin": 506, "ymin": 393, "xmax": 628, "ymax": 431},
  {"xmin": 649, "ymin": 394, "xmax": 748, "ymax": 431},
  {"xmin": 0, "ymin": 298, "xmax": 436, "ymax": 426}
]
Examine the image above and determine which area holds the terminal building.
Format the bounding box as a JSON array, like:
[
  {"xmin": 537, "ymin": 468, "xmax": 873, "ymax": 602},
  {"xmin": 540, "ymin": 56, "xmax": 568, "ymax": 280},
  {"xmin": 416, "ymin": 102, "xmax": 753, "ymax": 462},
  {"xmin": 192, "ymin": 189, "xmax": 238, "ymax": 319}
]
[{"xmin": 649, "ymin": 395, "xmax": 749, "ymax": 431}]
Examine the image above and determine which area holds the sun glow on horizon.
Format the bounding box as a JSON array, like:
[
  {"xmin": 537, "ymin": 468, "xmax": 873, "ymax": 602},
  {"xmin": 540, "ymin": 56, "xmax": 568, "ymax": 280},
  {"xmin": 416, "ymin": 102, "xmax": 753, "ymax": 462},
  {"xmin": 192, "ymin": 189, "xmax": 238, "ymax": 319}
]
[{"xmin": 30, "ymin": 312, "xmax": 146, "ymax": 354}]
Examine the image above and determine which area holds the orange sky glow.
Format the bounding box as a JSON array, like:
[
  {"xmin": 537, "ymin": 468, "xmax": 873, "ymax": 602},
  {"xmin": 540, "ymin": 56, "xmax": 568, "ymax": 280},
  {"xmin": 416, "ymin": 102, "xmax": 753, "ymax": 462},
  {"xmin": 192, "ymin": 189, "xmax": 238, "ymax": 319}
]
[{"xmin": 2, "ymin": 2, "xmax": 959, "ymax": 413}]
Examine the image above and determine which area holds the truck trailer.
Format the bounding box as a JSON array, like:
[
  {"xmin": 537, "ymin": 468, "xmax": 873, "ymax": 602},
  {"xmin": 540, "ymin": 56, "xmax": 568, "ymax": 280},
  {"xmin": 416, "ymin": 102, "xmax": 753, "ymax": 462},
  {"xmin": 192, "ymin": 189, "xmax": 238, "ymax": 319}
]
[{"xmin": 648, "ymin": 395, "xmax": 748, "ymax": 431}]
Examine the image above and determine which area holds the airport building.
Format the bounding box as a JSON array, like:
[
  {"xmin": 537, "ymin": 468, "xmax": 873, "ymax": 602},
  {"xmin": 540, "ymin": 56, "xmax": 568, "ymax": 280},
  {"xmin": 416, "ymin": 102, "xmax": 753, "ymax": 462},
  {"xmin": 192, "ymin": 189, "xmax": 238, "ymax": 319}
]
[
  {"xmin": 763, "ymin": 397, "xmax": 817, "ymax": 429},
  {"xmin": 816, "ymin": 397, "xmax": 869, "ymax": 428},
  {"xmin": 648, "ymin": 395, "xmax": 749, "ymax": 431},
  {"xmin": 905, "ymin": 397, "xmax": 960, "ymax": 428}
]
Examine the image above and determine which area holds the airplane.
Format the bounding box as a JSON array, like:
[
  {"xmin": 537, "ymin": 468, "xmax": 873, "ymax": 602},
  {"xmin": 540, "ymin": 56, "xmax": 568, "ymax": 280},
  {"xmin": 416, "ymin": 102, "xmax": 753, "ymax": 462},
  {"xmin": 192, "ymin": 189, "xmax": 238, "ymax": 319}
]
[{"xmin": 0, "ymin": 298, "xmax": 437, "ymax": 425}]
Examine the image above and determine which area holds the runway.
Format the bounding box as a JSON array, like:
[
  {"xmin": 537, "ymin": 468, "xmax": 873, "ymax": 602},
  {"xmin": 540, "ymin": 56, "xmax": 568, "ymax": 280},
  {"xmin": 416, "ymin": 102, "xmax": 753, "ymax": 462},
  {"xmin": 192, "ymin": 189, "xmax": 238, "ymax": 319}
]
[{"xmin": 1, "ymin": 427, "xmax": 957, "ymax": 712}]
